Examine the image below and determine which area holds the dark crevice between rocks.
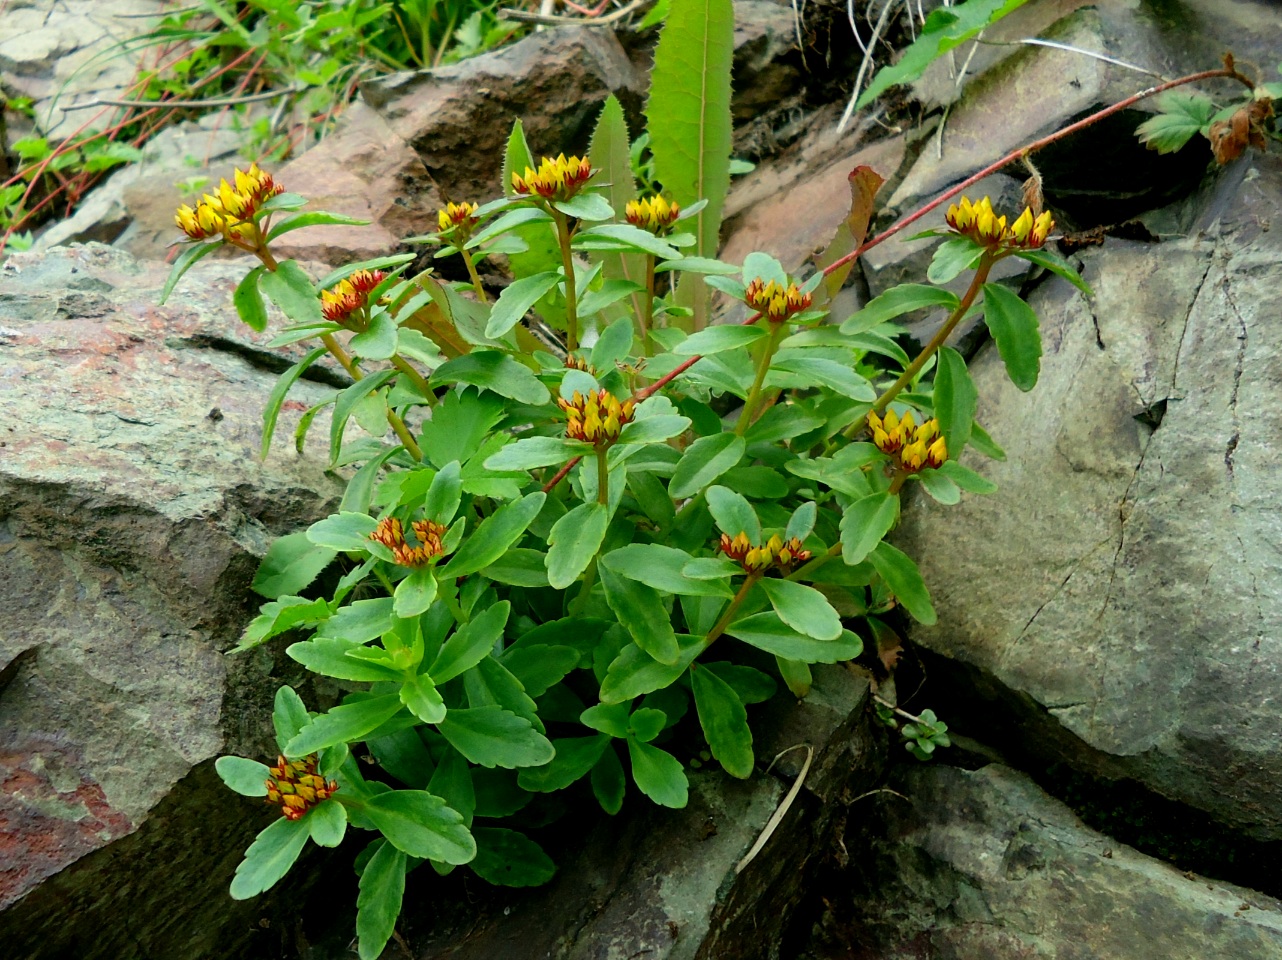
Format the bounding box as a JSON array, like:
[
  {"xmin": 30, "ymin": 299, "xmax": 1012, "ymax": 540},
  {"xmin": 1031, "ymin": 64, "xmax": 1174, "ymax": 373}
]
[
  {"xmin": 177, "ymin": 334, "xmax": 354, "ymax": 390},
  {"xmin": 891, "ymin": 646, "xmax": 1282, "ymax": 901}
]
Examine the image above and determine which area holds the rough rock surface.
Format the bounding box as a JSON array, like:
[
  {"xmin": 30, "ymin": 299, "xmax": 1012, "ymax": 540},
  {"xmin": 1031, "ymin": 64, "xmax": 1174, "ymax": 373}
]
[
  {"xmin": 807, "ymin": 763, "xmax": 1282, "ymax": 960},
  {"xmin": 0, "ymin": 0, "xmax": 167, "ymax": 138},
  {"xmin": 404, "ymin": 666, "xmax": 881, "ymax": 960},
  {"xmin": 362, "ymin": 28, "xmax": 645, "ymax": 203},
  {"xmin": 0, "ymin": 244, "xmax": 343, "ymax": 958},
  {"xmin": 896, "ymin": 152, "xmax": 1282, "ymax": 839}
]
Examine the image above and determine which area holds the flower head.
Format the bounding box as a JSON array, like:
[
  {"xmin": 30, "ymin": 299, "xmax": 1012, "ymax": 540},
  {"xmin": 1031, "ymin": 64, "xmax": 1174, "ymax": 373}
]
[
  {"xmin": 744, "ymin": 277, "xmax": 812, "ymax": 323},
  {"xmin": 945, "ymin": 195, "xmax": 1053, "ymax": 251},
  {"xmin": 718, "ymin": 531, "xmax": 812, "ymax": 574},
  {"xmin": 512, "ymin": 154, "xmax": 595, "ymax": 202},
  {"xmin": 557, "ymin": 388, "xmax": 635, "ymax": 447},
  {"xmin": 438, "ymin": 201, "xmax": 479, "ymax": 236},
  {"xmin": 174, "ymin": 163, "xmax": 283, "ymax": 244},
  {"xmin": 320, "ymin": 269, "xmax": 386, "ymax": 324},
  {"xmin": 625, "ymin": 195, "xmax": 680, "ymax": 233},
  {"xmin": 265, "ymin": 754, "xmax": 338, "ymax": 821},
  {"xmin": 869, "ymin": 411, "xmax": 947, "ymax": 473},
  {"xmin": 369, "ymin": 516, "xmax": 448, "ymax": 567}
]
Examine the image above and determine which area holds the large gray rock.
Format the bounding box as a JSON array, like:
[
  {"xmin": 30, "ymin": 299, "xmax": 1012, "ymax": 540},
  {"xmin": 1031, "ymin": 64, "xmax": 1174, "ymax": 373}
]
[
  {"xmin": 895, "ymin": 152, "xmax": 1282, "ymax": 839},
  {"xmin": 0, "ymin": 244, "xmax": 343, "ymax": 958},
  {"xmin": 807, "ymin": 763, "xmax": 1282, "ymax": 959}
]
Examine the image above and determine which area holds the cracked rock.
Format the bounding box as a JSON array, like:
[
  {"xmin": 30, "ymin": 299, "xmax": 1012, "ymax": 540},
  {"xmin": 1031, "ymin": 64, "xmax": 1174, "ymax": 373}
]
[{"xmin": 894, "ymin": 153, "xmax": 1282, "ymax": 840}]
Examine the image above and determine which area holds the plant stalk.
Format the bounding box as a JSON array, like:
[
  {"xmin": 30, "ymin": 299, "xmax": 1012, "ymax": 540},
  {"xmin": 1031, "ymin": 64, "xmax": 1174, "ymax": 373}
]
[
  {"xmin": 839, "ymin": 254, "xmax": 995, "ymax": 444},
  {"xmin": 391, "ymin": 354, "xmax": 434, "ymax": 406},
  {"xmin": 735, "ymin": 322, "xmax": 787, "ymax": 437},
  {"xmin": 705, "ymin": 573, "xmax": 760, "ymax": 646},
  {"xmin": 459, "ymin": 245, "xmax": 488, "ymax": 303},
  {"xmin": 596, "ymin": 448, "xmax": 609, "ymax": 505},
  {"xmin": 551, "ymin": 208, "xmax": 579, "ymax": 352}
]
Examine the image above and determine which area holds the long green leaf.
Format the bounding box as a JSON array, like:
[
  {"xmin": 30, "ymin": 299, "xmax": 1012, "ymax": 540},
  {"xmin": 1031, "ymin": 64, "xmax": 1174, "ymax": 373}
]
[
  {"xmin": 934, "ymin": 345, "xmax": 977, "ymax": 456},
  {"xmin": 229, "ymin": 817, "xmax": 310, "ymax": 900},
  {"xmin": 356, "ymin": 841, "xmax": 406, "ymax": 960},
  {"xmin": 690, "ymin": 664, "xmax": 753, "ymax": 778},
  {"xmin": 599, "ymin": 563, "xmax": 680, "ymax": 665},
  {"xmin": 981, "ymin": 282, "xmax": 1042, "ymax": 392},
  {"xmin": 647, "ymin": 0, "xmax": 734, "ymax": 328},
  {"xmin": 439, "ymin": 493, "xmax": 546, "ymax": 578}
]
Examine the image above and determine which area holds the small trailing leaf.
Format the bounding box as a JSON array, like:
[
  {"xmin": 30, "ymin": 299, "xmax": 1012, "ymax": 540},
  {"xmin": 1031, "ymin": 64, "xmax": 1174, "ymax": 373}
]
[{"xmin": 1136, "ymin": 90, "xmax": 1217, "ymax": 154}]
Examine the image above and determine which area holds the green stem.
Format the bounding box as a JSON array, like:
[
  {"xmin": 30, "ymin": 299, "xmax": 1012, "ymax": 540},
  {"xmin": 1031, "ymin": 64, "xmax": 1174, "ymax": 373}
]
[
  {"xmin": 391, "ymin": 353, "xmax": 434, "ymax": 406},
  {"xmin": 551, "ymin": 208, "xmax": 579, "ymax": 352},
  {"xmin": 640, "ymin": 253, "xmax": 656, "ymax": 352},
  {"xmin": 374, "ymin": 567, "xmax": 396, "ymax": 594},
  {"xmin": 837, "ymin": 253, "xmax": 996, "ymax": 446},
  {"xmin": 735, "ymin": 322, "xmax": 787, "ymax": 437},
  {"xmin": 888, "ymin": 470, "xmax": 909, "ymax": 495},
  {"xmin": 786, "ymin": 543, "xmax": 841, "ymax": 582},
  {"xmin": 459, "ymin": 245, "xmax": 488, "ymax": 303},
  {"xmin": 596, "ymin": 448, "xmax": 609, "ymax": 505},
  {"xmin": 569, "ymin": 560, "xmax": 598, "ymax": 617},
  {"xmin": 320, "ymin": 333, "xmax": 424, "ymax": 461},
  {"xmin": 705, "ymin": 573, "xmax": 760, "ymax": 645}
]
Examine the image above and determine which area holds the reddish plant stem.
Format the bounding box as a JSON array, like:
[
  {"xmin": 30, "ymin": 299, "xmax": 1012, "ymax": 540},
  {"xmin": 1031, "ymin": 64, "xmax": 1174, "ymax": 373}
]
[
  {"xmin": 820, "ymin": 67, "xmax": 1251, "ymax": 282},
  {"xmin": 542, "ymin": 65, "xmax": 1251, "ymax": 495}
]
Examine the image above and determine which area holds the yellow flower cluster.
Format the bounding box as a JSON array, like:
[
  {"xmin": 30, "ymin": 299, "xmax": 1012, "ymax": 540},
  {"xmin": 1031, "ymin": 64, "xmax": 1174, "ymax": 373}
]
[
  {"xmin": 744, "ymin": 278, "xmax": 812, "ymax": 322},
  {"xmin": 868, "ymin": 410, "xmax": 947, "ymax": 473},
  {"xmin": 512, "ymin": 154, "xmax": 595, "ymax": 201},
  {"xmin": 320, "ymin": 269, "xmax": 386, "ymax": 324},
  {"xmin": 174, "ymin": 163, "xmax": 283, "ymax": 243},
  {"xmin": 625, "ymin": 195, "xmax": 680, "ymax": 233},
  {"xmin": 557, "ymin": 389, "xmax": 635, "ymax": 446},
  {"xmin": 438, "ymin": 201, "xmax": 479, "ymax": 234},
  {"xmin": 718, "ymin": 532, "xmax": 812, "ymax": 574},
  {"xmin": 944, "ymin": 196, "xmax": 1053, "ymax": 251},
  {"xmin": 265, "ymin": 754, "xmax": 338, "ymax": 821},
  {"xmin": 369, "ymin": 516, "xmax": 448, "ymax": 567}
]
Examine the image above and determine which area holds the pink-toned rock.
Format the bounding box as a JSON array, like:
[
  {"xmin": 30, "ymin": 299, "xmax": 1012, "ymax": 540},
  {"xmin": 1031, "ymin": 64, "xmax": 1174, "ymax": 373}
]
[{"xmin": 270, "ymin": 101, "xmax": 442, "ymax": 266}]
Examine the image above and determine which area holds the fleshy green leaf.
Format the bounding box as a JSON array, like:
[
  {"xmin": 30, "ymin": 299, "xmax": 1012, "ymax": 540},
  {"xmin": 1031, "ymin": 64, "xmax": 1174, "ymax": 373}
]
[
  {"xmin": 428, "ymin": 601, "xmax": 511, "ymax": 683},
  {"xmin": 252, "ymin": 531, "xmax": 337, "ymax": 599},
  {"xmin": 1014, "ymin": 248, "xmax": 1093, "ymax": 296},
  {"xmin": 599, "ymin": 563, "xmax": 680, "ymax": 665},
  {"xmin": 356, "ymin": 841, "xmax": 406, "ymax": 960},
  {"xmin": 307, "ymin": 799, "xmax": 347, "ymax": 847},
  {"xmin": 615, "ymin": 415, "xmax": 692, "ymax": 446},
  {"xmin": 260, "ymin": 259, "xmax": 322, "ymax": 325},
  {"xmin": 758, "ymin": 578, "xmax": 842, "ymax": 641},
  {"xmin": 918, "ymin": 468, "xmax": 961, "ymax": 504},
  {"xmin": 840, "ymin": 491, "xmax": 899, "ymax": 566},
  {"xmin": 330, "ymin": 370, "xmax": 397, "ymax": 464},
  {"xmin": 267, "ymin": 210, "xmax": 371, "ymax": 242},
  {"xmin": 627, "ymin": 738, "xmax": 689, "ymax": 808},
  {"xmin": 705, "ymin": 484, "xmax": 761, "ymax": 542},
  {"xmin": 938, "ymin": 459, "xmax": 998, "ymax": 493},
  {"xmin": 273, "ymin": 685, "xmax": 310, "ymax": 752},
  {"xmin": 669, "ymin": 432, "xmax": 745, "ymax": 499},
  {"xmin": 400, "ymin": 673, "xmax": 447, "ymax": 724},
  {"xmin": 216, "ymin": 756, "xmax": 270, "ymax": 797},
  {"xmin": 601, "ymin": 544, "xmax": 733, "ymax": 598},
  {"xmin": 233, "ymin": 266, "xmax": 268, "ymax": 333},
  {"xmin": 518, "ymin": 735, "xmax": 611, "ymax": 792},
  {"xmin": 981, "ymin": 282, "xmax": 1042, "ymax": 392},
  {"xmin": 486, "ymin": 271, "xmax": 563, "ymax": 338},
  {"xmin": 394, "ymin": 567, "xmax": 438, "ymax": 618},
  {"xmin": 285, "ymin": 694, "xmax": 406, "ymax": 755},
  {"xmin": 439, "ymin": 493, "xmax": 546, "ymax": 579},
  {"xmin": 229, "ymin": 816, "xmax": 310, "ymax": 900},
  {"xmin": 158, "ymin": 240, "xmax": 220, "ymax": 304},
  {"xmin": 591, "ymin": 744, "xmax": 626, "ymax": 814},
  {"xmin": 307, "ymin": 512, "xmax": 379, "ymax": 551},
  {"xmin": 725, "ymin": 614, "xmax": 863, "ymax": 663},
  {"xmin": 317, "ymin": 597, "xmax": 396, "ymax": 644},
  {"xmin": 470, "ymin": 828, "xmax": 557, "ymax": 888},
  {"xmin": 690, "ymin": 664, "xmax": 754, "ymax": 778},
  {"xmin": 869, "ymin": 541, "xmax": 936, "ymax": 624},
  {"xmin": 546, "ymin": 502, "xmax": 610, "ymax": 590},
  {"xmin": 260, "ymin": 346, "xmax": 329, "ymax": 458},
  {"xmin": 927, "ymin": 237, "xmax": 985, "ymax": 285},
  {"xmin": 287, "ymin": 637, "xmax": 404, "ymax": 683},
  {"xmin": 842, "ymin": 283, "xmax": 960, "ymax": 335},
  {"xmin": 437, "ymin": 706, "xmax": 556, "ymax": 769},
  {"xmin": 429, "ymin": 351, "xmax": 551, "ymax": 406},
  {"xmin": 484, "ymin": 436, "xmax": 591, "ymax": 471},
  {"xmin": 349, "ymin": 311, "xmax": 398, "ymax": 361},
  {"xmin": 934, "ymin": 345, "xmax": 976, "ymax": 457},
  {"xmin": 600, "ymin": 635, "xmax": 709, "ymax": 703},
  {"xmin": 672, "ymin": 325, "xmax": 767, "ymax": 356},
  {"xmin": 364, "ymin": 790, "xmax": 476, "ymax": 863},
  {"xmin": 553, "ymin": 193, "xmax": 614, "ymax": 221}
]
